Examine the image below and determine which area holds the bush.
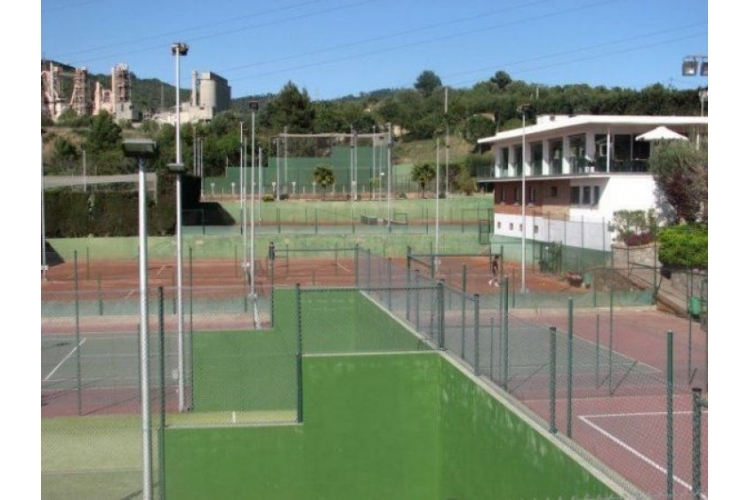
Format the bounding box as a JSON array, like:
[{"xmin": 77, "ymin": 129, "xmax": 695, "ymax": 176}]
[
  {"xmin": 624, "ymin": 232, "xmax": 655, "ymax": 246},
  {"xmin": 658, "ymin": 225, "xmax": 708, "ymax": 269},
  {"xmin": 262, "ymin": 194, "xmax": 275, "ymax": 202}
]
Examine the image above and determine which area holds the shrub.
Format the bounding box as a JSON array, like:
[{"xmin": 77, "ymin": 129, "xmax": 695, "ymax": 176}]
[
  {"xmin": 658, "ymin": 225, "xmax": 708, "ymax": 269},
  {"xmin": 624, "ymin": 232, "xmax": 655, "ymax": 246}
]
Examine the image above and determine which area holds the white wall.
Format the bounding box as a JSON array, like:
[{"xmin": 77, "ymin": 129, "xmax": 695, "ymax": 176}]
[
  {"xmin": 493, "ymin": 175, "xmax": 656, "ymax": 251},
  {"xmin": 597, "ymin": 175, "xmax": 656, "ymax": 220}
]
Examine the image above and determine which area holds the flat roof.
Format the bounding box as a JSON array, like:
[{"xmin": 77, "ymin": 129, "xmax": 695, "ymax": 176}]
[{"xmin": 477, "ymin": 114, "xmax": 709, "ymax": 145}]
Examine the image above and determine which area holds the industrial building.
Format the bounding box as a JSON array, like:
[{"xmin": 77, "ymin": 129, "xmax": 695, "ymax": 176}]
[{"xmin": 41, "ymin": 61, "xmax": 231, "ymax": 124}]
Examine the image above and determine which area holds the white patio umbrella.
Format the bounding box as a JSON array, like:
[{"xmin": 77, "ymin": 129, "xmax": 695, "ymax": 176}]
[{"xmin": 636, "ymin": 126, "xmax": 688, "ymax": 142}]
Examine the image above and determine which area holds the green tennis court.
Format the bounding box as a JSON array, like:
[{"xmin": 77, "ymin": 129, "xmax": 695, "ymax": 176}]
[{"xmin": 42, "ymin": 288, "xmax": 628, "ymax": 499}]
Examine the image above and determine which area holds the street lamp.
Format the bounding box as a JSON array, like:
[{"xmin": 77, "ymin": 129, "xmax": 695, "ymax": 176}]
[
  {"xmin": 517, "ymin": 104, "xmax": 531, "ymax": 294},
  {"xmin": 122, "ymin": 137, "xmax": 157, "ymax": 500},
  {"xmin": 170, "ymin": 41, "xmax": 188, "ymax": 412}
]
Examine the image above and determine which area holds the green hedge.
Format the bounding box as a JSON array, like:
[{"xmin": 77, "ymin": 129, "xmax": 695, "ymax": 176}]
[
  {"xmin": 657, "ymin": 224, "xmax": 708, "ymax": 269},
  {"xmin": 43, "ymin": 172, "xmax": 202, "ymax": 237}
]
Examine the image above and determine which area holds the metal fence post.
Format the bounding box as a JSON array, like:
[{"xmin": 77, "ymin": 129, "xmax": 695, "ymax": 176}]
[
  {"xmin": 473, "ymin": 294, "xmax": 480, "ymax": 375},
  {"xmin": 296, "ymin": 284, "xmax": 304, "ymax": 423},
  {"xmin": 97, "ymin": 274, "xmax": 103, "ymax": 316},
  {"xmin": 691, "ymin": 387, "xmax": 706, "ymax": 500},
  {"xmin": 502, "ymin": 276, "xmax": 509, "ymax": 390},
  {"xmin": 387, "ymin": 257, "xmax": 392, "ymax": 310},
  {"xmin": 73, "ymin": 250, "xmax": 82, "ymax": 416},
  {"xmin": 415, "ymin": 270, "xmax": 421, "ymax": 332},
  {"xmin": 158, "ymin": 287, "xmax": 166, "ymax": 500},
  {"xmin": 567, "ymin": 297, "xmax": 573, "ymax": 438},
  {"xmin": 354, "ymin": 243, "xmax": 360, "ymax": 287},
  {"xmin": 437, "ymin": 281, "xmax": 445, "ymax": 350},
  {"xmin": 549, "ymin": 326, "xmax": 558, "ymax": 434},
  {"xmin": 489, "ymin": 317, "xmax": 495, "ymax": 380},
  {"xmin": 667, "ymin": 330, "xmax": 674, "ymax": 499}
]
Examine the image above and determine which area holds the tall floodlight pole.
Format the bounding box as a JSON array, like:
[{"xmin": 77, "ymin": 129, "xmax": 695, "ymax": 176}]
[
  {"xmin": 386, "ymin": 122, "xmax": 392, "ymax": 233},
  {"xmin": 517, "ymin": 104, "xmax": 531, "ymax": 293},
  {"xmin": 435, "ymin": 136, "xmax": 440, "ymax": 272},
  {"xmin": 258, "ymin": 147, "xmax": 263, "ymax": 221},
  {"xmin": 284, "ymin": 126, "xmax": 288, "ymax": 189},
  {"xmin": 123, "ymin": 138, "xmax": 157, "ymax": 500},
  {"xmin": 41, "ymin": 129, "xmax": 47, "ymax": 281},
  {"xmin": 241, "ymin": 123, "xmax": 247, "ymax": 270},
  {"xmin": 249, "ymin": 101, "xmax": 260, "ymax": 328},
  {"xmin": 275, "ymin": 137, "xmax": 281, "ymax": 201},
  {"xmin": 371, "ymin": 126, "xmax": 376, "ymax": 200},
  {"xmin": 170, "ymin": 42, "xmax": 189, "ymax": 412},
  {"xmin": 444, "ymin": 87, "xmax": 450, "ymax": 196}
]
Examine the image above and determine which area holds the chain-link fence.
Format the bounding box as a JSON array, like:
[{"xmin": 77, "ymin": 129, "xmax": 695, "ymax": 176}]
[
  {"xmin": 42, "ymin": 243, "xmax": 707, "ymax": 499},
  {"xmin": 354, "ymin": 250, "xmax": 707, "ymax": 499}
]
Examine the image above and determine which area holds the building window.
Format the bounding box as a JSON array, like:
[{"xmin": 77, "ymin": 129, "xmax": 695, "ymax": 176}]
[
  {"xmin": 593, "ymin": 186, "xmax": 600, "ymax": 205},
  {"xmin": 514, "ymin": 187, "xmax": 521, "ymax": 204},
  {"xmin": 529, "ymin": 187, "xmax": 537, "ymax": 205},
  {"xmin": 583, "ymin": 186, "xmax": 591, "ymax": 205},
  {"xmin": 570, "ymin": 186, "xmax": 580, "ymax": 205},
  {"xmin": 534, "ymin": 225, "xmax": 539, "ymax": 234},
  {"xmin": 519, "ymin": 224, "xmax": 523, "ymax": 232},
  {"xmin": 509, "ymin": 223, "xmax": 514, "ymax": 231},
  {"xmin": 513, "ymin": 145, "xmax": 523, "ymax": 173},
  {"xmin": 496, "ymin": 221, "xmax": 502, "ymax": 229},
  {"xmin": 550, "ymin": 186, "xmax": 558, "ymax": 198},
  {"xmin": 500, "ymin": 187, "xmax": 506, "ymax": 203}
]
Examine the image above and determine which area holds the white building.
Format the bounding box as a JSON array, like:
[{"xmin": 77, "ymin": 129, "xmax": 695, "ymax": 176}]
[{"xmin": 476, "ymin": 114, "xmax": 708, "ymax": 250}]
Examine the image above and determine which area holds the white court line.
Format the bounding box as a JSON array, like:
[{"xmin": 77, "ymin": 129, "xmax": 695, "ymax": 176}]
[
  {"xmin": 336, "ymin": 262, "xmax": 350, "ymax": 272},
  {"xmin": 43, "ymin": 339, "xmax": 86, "ymax": 382},
  {"xmin": 580, "ymin": 412, "xmax": 707, "ymax": 500}
]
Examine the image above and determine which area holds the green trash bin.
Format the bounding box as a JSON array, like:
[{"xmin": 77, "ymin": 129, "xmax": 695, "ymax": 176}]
[{"xmin": 689, "ymin": 297, "xmax": 701, "ymax": 317}]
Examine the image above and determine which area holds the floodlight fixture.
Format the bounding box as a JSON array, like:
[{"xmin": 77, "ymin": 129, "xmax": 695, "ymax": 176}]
[
  {"xmin": 699, "ymin": 60, "xmax": 708, "ymax": 76},
  {"xmin": 167, "ymin": 162, "xmax": 186, "ymax": 173},
  {"xmin": 682, "ymin": 55, "xmax": 707, "ymax": 77},
  {"xmin": 122, "ymin": 138, "xmax": 157, "ymax": 159},
  {"xmin": 171, "ymin": 42, "xmax": 189, "ymax": 56},
  {"xmin": 682, "ymin": 57, "xmax": 698, "ymax": 76}
]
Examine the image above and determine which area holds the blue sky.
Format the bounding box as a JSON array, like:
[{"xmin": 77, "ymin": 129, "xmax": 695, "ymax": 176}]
[{"xmin": 40, "ymin": 0, "xmax": 709, "ymax": 100}]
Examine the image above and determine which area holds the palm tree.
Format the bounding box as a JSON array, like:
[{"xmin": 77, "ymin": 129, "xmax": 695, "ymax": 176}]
[
  {"xmin": 313, "ymin": 164, "xmax": 335, "ymax": 199},
  {"xmin": 411, "ymin": 163, "xmax": 436, "ymax": 198}
]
